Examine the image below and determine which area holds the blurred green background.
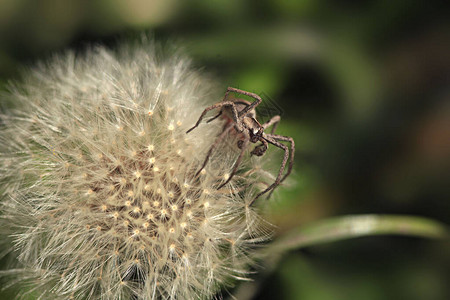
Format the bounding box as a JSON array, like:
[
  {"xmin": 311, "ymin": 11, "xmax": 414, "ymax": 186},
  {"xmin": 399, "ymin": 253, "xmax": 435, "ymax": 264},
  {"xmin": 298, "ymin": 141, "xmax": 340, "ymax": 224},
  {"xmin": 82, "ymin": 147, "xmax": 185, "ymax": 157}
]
[{"xmin": 0, "ymin": 0, "xmax": 448, "ymax": 299}]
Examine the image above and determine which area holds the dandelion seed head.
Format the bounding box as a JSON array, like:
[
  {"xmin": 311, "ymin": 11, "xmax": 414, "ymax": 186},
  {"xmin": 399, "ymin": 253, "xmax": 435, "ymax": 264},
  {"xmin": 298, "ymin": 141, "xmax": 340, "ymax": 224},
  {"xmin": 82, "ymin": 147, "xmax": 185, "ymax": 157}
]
[{"xmin": 0, "ymin": 39, "xmax": 272, "ymax": 299}]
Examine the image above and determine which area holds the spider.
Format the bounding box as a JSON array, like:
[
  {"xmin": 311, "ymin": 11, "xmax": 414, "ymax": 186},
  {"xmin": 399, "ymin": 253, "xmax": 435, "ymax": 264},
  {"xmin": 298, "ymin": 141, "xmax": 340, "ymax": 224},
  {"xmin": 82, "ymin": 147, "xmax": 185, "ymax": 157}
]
[{"xmin": 186, "ymin": 87, "xmax": 295, "ymax": 206}]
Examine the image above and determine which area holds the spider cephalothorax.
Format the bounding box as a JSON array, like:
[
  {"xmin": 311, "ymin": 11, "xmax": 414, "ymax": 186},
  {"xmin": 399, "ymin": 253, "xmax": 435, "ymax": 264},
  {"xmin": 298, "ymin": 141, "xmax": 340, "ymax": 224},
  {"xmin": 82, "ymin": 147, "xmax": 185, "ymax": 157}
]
[{"xmin": 187, "ymin": 87, "xmax": 295, "ymax": 205}]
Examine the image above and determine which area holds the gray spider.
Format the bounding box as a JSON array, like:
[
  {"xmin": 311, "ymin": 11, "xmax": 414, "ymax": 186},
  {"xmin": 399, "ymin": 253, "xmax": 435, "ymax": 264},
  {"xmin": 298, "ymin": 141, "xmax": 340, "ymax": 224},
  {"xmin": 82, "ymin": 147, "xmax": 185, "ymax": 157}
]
[{"xmin": 186, "ymin": 87, "xmax": 294, "ymax": 205}]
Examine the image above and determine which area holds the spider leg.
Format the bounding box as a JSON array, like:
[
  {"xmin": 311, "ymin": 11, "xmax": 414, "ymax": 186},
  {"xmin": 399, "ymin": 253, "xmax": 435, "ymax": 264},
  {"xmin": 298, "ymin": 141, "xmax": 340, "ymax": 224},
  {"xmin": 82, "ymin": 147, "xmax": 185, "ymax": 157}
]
[
  {"xmin": 267, "ymin": 134, "xmax": 295, "ymax": 183},
  {"xmin": 195, "ymin": 123, "xmax": 234, "ymax": 177},
  {"xmin": 251, "ymin": 138, "xmax": 268, "ymax": 156},
  {"xmin": 226, "ymin": 87, "xmax": 262, "ymax": 118},
  {"xmin": 206, "ymin": 87, "xmax": 236, "ymax": 124},
  {"xmin": 264, "ymin": 134, "xmax": 295, "ymax": 199},
  {"xmin": 262, "ymin": 115, "xmax": 280, "ymax": 134},
  {"xmin": 249, "ymin": 135, "xmax": 289, "ymax": 206},
  {"xmin": 217, "ymin": 133, "xmax": 250, "ymax": 189},
  {"xmin": 262, "ymin": 116, "xmax": 294, "ymax": 184},
  {"xmin": 206, "ymin": 110, "xmax": 222, "ymax": 123},
  {"xmin": 186, "ymin": 101, "xmax": 238, "ymax": 134}
]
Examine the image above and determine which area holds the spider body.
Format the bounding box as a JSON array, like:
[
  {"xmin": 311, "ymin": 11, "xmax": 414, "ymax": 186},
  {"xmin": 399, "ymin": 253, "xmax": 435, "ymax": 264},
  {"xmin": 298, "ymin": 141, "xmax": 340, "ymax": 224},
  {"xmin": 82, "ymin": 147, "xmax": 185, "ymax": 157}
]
[
  {"xmin": 222, "ymin": 99, "xmax": 264, "ymax": 148},
  {"xmin": 187, "ymin": 87, "xmax": 295, "ymax": 205}
]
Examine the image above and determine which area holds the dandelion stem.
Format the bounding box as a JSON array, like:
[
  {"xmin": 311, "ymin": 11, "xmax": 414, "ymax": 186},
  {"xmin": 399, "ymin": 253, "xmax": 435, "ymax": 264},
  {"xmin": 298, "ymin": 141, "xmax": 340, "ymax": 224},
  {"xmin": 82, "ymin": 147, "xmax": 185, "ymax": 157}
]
[
  {"xmin": 232, "ymin": 214, "xmax": 447, "ymax": 300},
  {"xmin": 267, "ymin": 214, "xmax": 448, "ymax": 254}
]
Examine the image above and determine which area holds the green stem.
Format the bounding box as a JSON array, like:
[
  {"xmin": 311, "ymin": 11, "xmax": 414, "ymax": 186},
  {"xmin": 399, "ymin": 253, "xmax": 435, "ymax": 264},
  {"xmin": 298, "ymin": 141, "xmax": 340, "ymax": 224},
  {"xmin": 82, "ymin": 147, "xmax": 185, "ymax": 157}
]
[
  {"xmin": 268, "ymin": 214, "xmax": 448, "ymax": 254},
  {"xmin": 232, "ymin": 214, "xmax": 447, "ymax": 300}
]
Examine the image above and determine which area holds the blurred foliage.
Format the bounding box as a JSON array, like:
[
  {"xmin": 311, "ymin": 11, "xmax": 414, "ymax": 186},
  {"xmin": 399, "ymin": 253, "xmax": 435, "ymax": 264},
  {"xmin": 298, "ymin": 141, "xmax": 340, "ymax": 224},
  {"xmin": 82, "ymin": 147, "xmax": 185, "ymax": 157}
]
[{"xmin": 0, "ymin": 0, "xmax": 448, "ymax": 299}]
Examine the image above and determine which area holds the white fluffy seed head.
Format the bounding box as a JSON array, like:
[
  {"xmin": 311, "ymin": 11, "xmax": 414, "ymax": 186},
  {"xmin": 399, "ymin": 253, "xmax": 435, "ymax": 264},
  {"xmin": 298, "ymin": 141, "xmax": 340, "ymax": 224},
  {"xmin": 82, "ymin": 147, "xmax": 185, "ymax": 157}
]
[{"xmin": 0, "ymin": 39, "xmax": 272, "ymax": 299}]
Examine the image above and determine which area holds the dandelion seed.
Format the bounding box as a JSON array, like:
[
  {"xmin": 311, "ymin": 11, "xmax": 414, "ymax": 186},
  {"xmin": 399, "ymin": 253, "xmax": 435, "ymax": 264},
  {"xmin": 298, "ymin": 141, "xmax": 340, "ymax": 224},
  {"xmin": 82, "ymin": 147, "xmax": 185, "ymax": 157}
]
[{"xmin": 0, "ymin": 39, "xmax": 273, "ymax": 300}]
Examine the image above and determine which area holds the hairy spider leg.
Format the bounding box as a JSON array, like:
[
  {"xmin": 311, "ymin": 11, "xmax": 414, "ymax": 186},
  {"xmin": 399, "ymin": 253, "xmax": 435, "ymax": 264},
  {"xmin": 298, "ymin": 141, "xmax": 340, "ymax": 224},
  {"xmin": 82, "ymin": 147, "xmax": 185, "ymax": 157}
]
[
  {"xmin": 187, "ymin": 87, "xmax": 261, "ymax": 134},
  {"xmin": 250, "ymin": 138, "xmax": 268, "ymax": 156},
  {"xmin": 265, "ymin": 134, "xmax": 295, "ymax": 199},
  {"xmin": 217, "ymin": 134, "xmax": 250, "ymax": 189},
  {"xmin": 208, "ymin": 97, "xmax": 253, "ymax": 124},
  {"xmin": 225, "ymin": 87, "xmax": 262, "ymax": 118},
  {"xmin": 262, "ymin": 115, "xmax": 295, "ymax": 183},
  {"xmin": 271, "ymin": 135, "xmax": 295, "ymax": 183},
  {"xmin": 262, "ymin": 115, "xmax": 281, "ymax": 134},
  {"xmin": 186, "ymin": 101, "xmax": 239, "ymax": 134},
  {"xmin": 206, "ymin": 110, "xmax": 223, "ymax": 123},
  {"xmin": 187, "ymin": 87, "xmax": 242, "ymax": 133},
  {"xmin": 249, "ymin": 135, "xmax": 290, "ymax": 206},
  {"xmin": 195, "ymin": 123, "xmax": 234, "ymax": 177},
  {"xmin": 250, "ymin": 115, "xmax": 281, "ymax": 154}
]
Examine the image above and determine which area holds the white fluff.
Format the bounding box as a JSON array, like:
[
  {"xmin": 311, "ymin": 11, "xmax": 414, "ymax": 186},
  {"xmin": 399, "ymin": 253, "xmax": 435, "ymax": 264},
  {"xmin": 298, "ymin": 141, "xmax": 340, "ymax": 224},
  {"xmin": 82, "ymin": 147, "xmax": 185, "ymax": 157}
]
[{"xmin": 0, "ymin": 38, "xmax": 272, "ymax": 299}]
